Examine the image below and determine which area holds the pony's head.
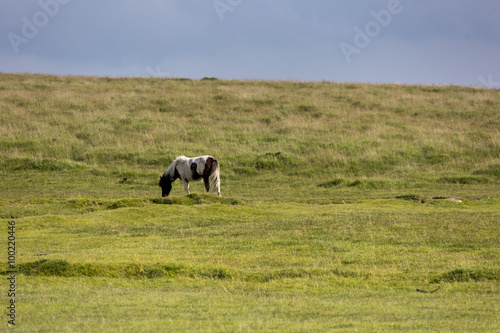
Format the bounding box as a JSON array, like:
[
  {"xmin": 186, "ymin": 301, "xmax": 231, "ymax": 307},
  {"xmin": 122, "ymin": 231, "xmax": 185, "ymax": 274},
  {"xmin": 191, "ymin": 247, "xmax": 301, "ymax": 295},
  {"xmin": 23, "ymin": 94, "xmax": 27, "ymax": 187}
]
[{"xmin": 159, "ymin": 176, "xmax": 172, "ymax": 197}]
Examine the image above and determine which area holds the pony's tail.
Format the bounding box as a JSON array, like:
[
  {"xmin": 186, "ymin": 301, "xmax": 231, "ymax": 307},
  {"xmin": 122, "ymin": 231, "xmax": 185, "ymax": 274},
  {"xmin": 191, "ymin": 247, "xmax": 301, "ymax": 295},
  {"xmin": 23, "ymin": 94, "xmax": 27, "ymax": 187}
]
[{"xmin": 209, "ymin": 159, "xmax": 221, "ymax": 196}]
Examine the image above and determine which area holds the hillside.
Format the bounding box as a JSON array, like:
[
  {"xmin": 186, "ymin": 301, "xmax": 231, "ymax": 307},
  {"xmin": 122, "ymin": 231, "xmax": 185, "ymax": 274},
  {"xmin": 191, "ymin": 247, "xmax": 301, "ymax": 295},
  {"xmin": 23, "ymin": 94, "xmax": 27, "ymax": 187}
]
[{"xmin": 1, "ymin": 73, "xmax": 499, "ymax": 201}]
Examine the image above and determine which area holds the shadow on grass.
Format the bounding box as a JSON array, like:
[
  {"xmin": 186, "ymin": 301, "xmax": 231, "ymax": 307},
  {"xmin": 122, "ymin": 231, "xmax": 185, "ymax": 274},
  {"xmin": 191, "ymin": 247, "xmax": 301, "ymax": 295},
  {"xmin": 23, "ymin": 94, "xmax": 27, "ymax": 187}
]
[
  {"xmin": 151, "ymin": 193, "xmax": 240, "ymax": 206},
  {"xmin": 6, "ymin": 260, "xmax": 371, "ymax": 282},
  {"xmin": 66, "ymin": 194, "xmax": 240, "ymax": 211},
  {"xmin": 431, "ymin": 268, "xmax": 500, "ymax": 283}
]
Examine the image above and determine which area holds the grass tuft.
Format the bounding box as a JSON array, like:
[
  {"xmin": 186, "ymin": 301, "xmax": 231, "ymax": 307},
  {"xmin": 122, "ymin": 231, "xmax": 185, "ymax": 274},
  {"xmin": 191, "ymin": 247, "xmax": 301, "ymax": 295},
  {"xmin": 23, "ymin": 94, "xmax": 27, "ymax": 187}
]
[
  {"xmin": 318, "ymin": 178, "xmax": 345, "ymax": 188},
  {"xmin": 7, "ymin": 260, "xmax": 372, "ymax": 282},
  {"xmin": 395, "ymin": 194, "xmax": 430, "ymax": 203},
  {"xmin": 437, "ymin": 176, "xmax": 492, "ymax": 184},
  {"xmin": 9, "ymin": 260, "xmax": 187, "ymax": 279},
  {"xmin": 13, "ymin": 259, "xmax": 106, "ymax": 277},
  {"xmin": 253, "ymin": 152, "xmax": 300, "ymax": 170},
  {"xmin": 432, "ymin": 268, "xmax": 500, "ymax": 283},
  {"xmin": 107, "ymin": 198, "xmax": 149, "ymax": 210},
  {"xmin": 473, "ymin": 163, "xmax": 500, "ymax": 178},
  {"xmin": 1, "ymin": 157, "xmax": 87, "ymax": 171}
]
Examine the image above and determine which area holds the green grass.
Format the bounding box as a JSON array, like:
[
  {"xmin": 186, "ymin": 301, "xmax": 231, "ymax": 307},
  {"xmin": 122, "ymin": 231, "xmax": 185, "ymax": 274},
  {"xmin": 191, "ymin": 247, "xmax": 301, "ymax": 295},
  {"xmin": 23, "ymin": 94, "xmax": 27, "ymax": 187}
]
[{"xmin": 1, "ymin": 73, "xmax": 499, "ymax": 332}]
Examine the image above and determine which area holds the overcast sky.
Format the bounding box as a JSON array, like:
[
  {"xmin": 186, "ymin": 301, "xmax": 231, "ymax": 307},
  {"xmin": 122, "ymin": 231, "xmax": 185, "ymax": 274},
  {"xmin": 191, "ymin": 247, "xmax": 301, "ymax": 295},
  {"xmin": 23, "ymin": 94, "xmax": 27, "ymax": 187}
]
[{"xmin": 1, "ymin": 0, "xmax": 499, "ymax": 87}]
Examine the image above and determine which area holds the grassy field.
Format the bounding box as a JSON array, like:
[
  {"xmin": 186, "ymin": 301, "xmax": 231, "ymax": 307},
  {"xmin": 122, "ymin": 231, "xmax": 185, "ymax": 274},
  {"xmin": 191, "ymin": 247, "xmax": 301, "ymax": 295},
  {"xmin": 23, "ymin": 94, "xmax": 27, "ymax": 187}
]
[{"xmin": 1, "ymin": 73, "xmax": 499, "ymax": 332}]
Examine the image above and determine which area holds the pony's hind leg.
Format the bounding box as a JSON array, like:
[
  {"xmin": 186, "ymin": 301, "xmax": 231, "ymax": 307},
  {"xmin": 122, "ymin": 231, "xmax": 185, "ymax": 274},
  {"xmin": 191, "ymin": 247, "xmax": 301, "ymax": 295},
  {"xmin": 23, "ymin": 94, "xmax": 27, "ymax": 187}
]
[
  {"xmin": 216, "ymin": 181, "xmax": 221, "ymax": 196},
  {"xmin": 203, "ymin": 177, "xmax": 210, "ymax": 193}
]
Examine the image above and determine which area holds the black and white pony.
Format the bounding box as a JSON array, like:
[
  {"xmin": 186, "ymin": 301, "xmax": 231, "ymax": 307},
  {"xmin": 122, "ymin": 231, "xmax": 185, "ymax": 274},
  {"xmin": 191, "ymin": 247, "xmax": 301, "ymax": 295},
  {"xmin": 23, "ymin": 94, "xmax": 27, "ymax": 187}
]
[{"xmin": 159, "ymin": 155, "xmax": 220, "ymax": 197}]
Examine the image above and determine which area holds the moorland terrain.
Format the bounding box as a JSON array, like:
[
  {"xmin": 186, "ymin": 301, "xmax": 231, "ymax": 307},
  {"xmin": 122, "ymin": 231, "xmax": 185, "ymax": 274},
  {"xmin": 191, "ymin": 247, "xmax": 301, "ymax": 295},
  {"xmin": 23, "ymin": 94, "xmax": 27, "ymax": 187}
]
[{"xmin": 1, "ymin": 73, "xmax": 499, "ymax": 332}]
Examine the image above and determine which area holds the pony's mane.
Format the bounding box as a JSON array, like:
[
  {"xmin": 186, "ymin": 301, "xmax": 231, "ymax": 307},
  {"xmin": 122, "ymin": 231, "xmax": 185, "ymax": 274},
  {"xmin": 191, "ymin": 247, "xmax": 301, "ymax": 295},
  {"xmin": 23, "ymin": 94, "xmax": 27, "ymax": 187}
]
[{"xmin": 163, "ymin": 156, "xmax": 187, "ymax": 179}]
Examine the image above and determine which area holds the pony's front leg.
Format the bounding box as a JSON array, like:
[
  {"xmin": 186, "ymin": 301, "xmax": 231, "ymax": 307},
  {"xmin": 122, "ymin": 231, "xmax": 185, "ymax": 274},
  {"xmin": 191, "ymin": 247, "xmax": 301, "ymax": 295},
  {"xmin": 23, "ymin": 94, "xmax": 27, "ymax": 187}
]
[{"xmin": 182, "ymin": 179, "xmax": 190, "ymax": 194}]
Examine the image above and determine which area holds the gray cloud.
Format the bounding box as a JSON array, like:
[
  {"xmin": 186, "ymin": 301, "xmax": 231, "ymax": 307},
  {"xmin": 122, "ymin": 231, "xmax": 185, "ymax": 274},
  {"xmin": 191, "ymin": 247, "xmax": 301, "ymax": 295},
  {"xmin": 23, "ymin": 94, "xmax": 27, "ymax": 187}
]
[{"xmin": 1, "ymin": 0, "xmax": 498, "ymax": 86}]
